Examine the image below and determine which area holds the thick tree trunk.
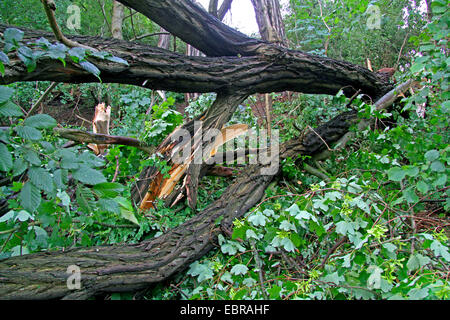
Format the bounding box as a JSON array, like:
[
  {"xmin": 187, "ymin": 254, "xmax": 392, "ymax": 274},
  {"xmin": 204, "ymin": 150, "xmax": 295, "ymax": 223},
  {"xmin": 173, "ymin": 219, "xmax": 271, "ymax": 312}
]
[
  {"xmin": 0, "ymin": 24, "xmax": 389, "ymax": 99},
  {"xmin": 0, "ymin": 108, "xmax": 357, "ymax": 299},
  {"xmin": 0, "ymin": 0, "xmax": 402, "ymax": 299}
]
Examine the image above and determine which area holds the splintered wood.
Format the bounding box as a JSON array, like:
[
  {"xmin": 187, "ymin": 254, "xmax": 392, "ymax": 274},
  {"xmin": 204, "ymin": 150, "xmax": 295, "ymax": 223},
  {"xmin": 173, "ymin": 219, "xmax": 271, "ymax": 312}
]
[
  {"xmin": 139, "ymin": 124, "xmax": 248, "ymax": 210},
  {"xmin": 88, "ymin": 103, "xmax": 111, "ymax": 155}
]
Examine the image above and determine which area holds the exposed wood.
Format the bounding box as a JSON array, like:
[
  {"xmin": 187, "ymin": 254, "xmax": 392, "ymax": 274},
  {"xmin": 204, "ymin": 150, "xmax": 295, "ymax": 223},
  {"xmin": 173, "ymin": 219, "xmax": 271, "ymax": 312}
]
[{"xmin": 87, "ymin": 103, "xmax": 111, "ymax": 155}]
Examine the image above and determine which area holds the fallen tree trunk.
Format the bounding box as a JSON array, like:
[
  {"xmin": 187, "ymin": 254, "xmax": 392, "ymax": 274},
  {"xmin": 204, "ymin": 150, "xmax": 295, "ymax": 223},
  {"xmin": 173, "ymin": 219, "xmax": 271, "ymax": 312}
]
[
  {"xmin": 0, "ymin": 107, "xmax": 359, "ymax": 299},
  {"xmin": 0, "ymin": 81, "xmax": 413, "ymax": 299},
  {"xmin": 0, "ymin": 24, "xmax": 390, "ymax": 98}
]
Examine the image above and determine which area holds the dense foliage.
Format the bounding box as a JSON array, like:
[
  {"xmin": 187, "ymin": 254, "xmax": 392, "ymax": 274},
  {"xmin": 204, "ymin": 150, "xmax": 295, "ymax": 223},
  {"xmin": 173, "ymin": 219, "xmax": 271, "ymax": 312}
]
[{"xmin": 0, "ymin": 0, "xmax": 448, "ymax": 300}]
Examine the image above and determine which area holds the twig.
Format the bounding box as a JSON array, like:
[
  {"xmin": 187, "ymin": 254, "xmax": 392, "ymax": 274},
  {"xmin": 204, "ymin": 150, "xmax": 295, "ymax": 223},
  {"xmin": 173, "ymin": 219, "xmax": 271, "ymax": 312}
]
[
  {"xmin": 112, "ymin": 156, "xmax": 120, "ymax": 182},
  {"xmin": 96, "ymin": 0, "xmax": 111, "ymax": 32},
  {"xmin": 130, "ymin": 32, "xmax": 171, "ymax": 42},
  {"xmin": 307, "ymin": 125, "xmax": 331, "ymax": 151},
  {"xmin": 250, "ymin": 239, "xmax": 268, "ymax": 299},
  {"xmin": 303, "ymin": 163, "xmax": 330, "ymax": 182},
  {"xmin": 25, "ymin": 82, "xmax": 57, "ymax": 119},
  {"xmin": 394, "ymin": 32, "xmax": 409, "ymax": 70},
  {"xmin": 320, "ymin": 236, "xmax": 347, "ymax": 268},
  {"xmin": 41, "ymin": 0, "xmax": 95, "ymax": 51}
]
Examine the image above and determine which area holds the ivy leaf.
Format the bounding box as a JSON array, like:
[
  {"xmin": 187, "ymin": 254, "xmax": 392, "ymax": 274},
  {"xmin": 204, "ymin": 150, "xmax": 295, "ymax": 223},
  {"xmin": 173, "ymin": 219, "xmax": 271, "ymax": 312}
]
[
  {"xmin": 19, "ymin": 181, "xmax": 41, "ymax": 213},
  {"xmin": 367, "ymin": 265, "xmax": 383, "ymax": 289},
  {"xmin": 248, "ymin": 211, "xmax": 268, "ymax": 227},
  {"xmin": 406, "ymin": 253, "xmax": 431, "ymax": 271},
  {"xmin": 0, "ymin": 144, "xmax": 12, "ymax": 172},
  {"xmin": 187, "ymin": 261, "xmax": 214, "ymax": 282},
  {"xmin": 230, "ymin": 264, "xmax": 248, "ymax": 276}
]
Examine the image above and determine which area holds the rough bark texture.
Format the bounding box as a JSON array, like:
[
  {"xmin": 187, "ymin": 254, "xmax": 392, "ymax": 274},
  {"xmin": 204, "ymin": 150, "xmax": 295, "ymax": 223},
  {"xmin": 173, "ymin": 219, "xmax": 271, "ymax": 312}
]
[
  {"xmin": 0, "ymin": 0, "xmax": 398, "ymax": 299},
  {"xmin": 251, "ymin": 0, "xmax": 287, "ymax": 46},
  {"xmin": 0, "ymin": 109, "xmax": 357, "ymax": 299},
  {"xmin": 0, "ymin": 24, "xmax": 390, "ymax": 98}
]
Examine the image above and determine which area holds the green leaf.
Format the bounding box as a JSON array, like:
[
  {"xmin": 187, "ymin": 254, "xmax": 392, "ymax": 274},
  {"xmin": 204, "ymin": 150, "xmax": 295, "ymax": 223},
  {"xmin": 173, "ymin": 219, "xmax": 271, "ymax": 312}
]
[
  {"xmin": 73, "ymin": 166, "xmax": 107, "ymax": 185},
  {"xmin": 79, "ymin": 61, "xmax": 100, "ymax": 78},
  {"xmin": 248, "ymin": 211, "xmax": 268, "ymax": 227},
  {"xmin": 0, "ymin": 144, "xmax": 12, "ymax": 172},
  {"xmin": 28, "ymin": 167, "xmax": 54, "ymax": 194},
  {"xmin": 187, "ymin": 261, "xmax": 214, "ymax": 282},
  {"xmin": 403, "ymin": 188, "xmax": 419, "ymax": 204},
  {"xmin": 0, "ymin": 100, "xmax": 24, "ymax": 117},
  {"xmin": 407, "ymin": 253, "xmax": 431, "ymax": 271},
  {"xmin": 367, "ymin": 265, "xmax": 383, "ymax": 289},
  {"xmin": 24, "ymin": 114, "xmax": 57, "ymax": 129},
  {"xmin": 424, "ymin": 149, "xmax": 439, "ymax": 162},
  {"xmin": 416, "ymin": 180, "xmax": 429, "ymax": 194},
  {"xmin": 15, "ymin": 125, "xmax": 42, "ymax": 141},
  {"xmin": 12, "ymin": 158, "xmax": 27, "ymax": 176},
  {"xmin": 430, "ymin": 160, "xmax": 445, "ymax": 172},
  {"xmin": 387, "ymin": 167, "xmax": 406, "ymax": 182},
  {"xmin": 97, "ymin": 198, "xmax": 120, "ymax": 214},
  {"xmin": 0, "ymin": 52, "xmax": 10, "ymax": 65},
  {"xmin": 116, "ymin": 197, "xmax": 139, "ymax": 225},
  {"xmin": 92, "ymin": 182, "xmax": 125, "ymax": 198},
  {"xmin": 68, "ymin": 47, "xmax": 86, "ymax": 63},
  {"xmin": 4, "ymin": 28, "xmax": 24, "ymax": 45},
  {"xmin": 230, "ymin": 264, "xmax": 248, "ymax": 276},
  {"xmin": 106, "ymin": 55, "xmax": 129, "ymax": 66},
  {"xmin": 403, "ymin": 165, "xmax": 419, "ymax": 177},
  {"xmin": 268, "ymin": 285, "xmax": 282, "ymax": 299},
  {"xmin": 19, "ymin": 181, "xmax": 41, "ymax": 213},
  {"xmin": 76, "ymin": 187, "xmax": 95, "ymax": 213},
  {"xmin": 17, "ymin": 46, "xmax": 36, "ymax": 72},
  {"xmin": 0, "ymin": 86, "xmax": 14, "ymax": 104}
]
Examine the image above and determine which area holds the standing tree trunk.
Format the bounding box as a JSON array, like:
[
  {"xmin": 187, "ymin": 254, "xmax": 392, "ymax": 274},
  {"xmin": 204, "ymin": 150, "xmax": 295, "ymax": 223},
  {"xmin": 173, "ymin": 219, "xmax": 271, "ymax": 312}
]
[
  {"xmin": 251, "ymin": 0, "xmax": 287, "ymax": 46},
  {"xmin": 111, "ymin": 1, "xmax": 125, "ymax": 40}
]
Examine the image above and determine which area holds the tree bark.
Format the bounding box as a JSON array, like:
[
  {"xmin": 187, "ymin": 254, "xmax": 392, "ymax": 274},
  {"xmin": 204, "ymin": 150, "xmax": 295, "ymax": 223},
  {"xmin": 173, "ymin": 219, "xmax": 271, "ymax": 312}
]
[
  {"xmin": 0, "ymin": 24, "xmax": 389, "ymax": 99},
  {"xmin": 111, "ymin": 1, "xmax": 125, "ymax": 40},
  {"xmin": 251, "ymin": 0, "xmax": 287, "ymax": 46},
  {"xmin": 0, "ymin": 107, "xmax": 358, "ymax": 299}
]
